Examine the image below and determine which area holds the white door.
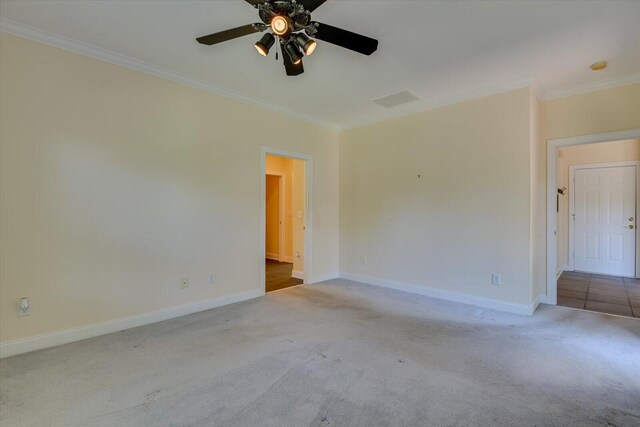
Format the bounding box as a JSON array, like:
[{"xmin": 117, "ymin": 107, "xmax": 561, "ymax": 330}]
[{"xmin": 574, "ymin": 166, "xmax": 636, "ymax": 276}]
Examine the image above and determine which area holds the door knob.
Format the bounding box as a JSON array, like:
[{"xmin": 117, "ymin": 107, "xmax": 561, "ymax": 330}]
[{"xmin": 627, "ymin": 225, "xmax": 635, "ymax": 229}]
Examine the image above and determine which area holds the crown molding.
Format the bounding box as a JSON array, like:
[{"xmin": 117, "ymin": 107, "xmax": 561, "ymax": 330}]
[
  {"xmin": 530, "ymin": 78, "xmax": 544, "ymax": 101},
  {"xmin": 540, "ymin": 72, "xmax": 640, "ymax": 101},
  {"xmin": 2, "ymin": 18, "xmax": 639, "ymax": 132},
  {"xmin": 339, "ymin": 77, "xmax": 535, "ymax": 131},
  {"xmin": 0, "ymin": 18, "xmax": 340, "ymax": 131},
  {"xmin": 340, "ymin": 72, "xmax": 640, "ymax": 130}
]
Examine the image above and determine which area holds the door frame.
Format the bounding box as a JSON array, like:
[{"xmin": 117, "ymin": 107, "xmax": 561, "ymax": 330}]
[
  {"xmin": 265, "ymin": 172, "xmax": 286, "ymax": 262},
  {"xmin": 545, "ymin": 129, "xmax": 640, "ymax": 305},
  {"xmin": 568, "ymin": 161, "xmax": 639, "ymax": 275},
  {"xmin": 260, "ymin": 147, "xmax": 313, "ymax": 291}
]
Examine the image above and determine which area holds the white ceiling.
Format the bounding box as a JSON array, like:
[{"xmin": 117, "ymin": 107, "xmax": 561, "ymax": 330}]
[{"xmin": 1, "ymin": 0, "xmax": 639, "ymax": 129}]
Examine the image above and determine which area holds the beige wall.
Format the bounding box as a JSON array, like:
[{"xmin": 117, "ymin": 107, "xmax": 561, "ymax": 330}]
[
  {"xmin": 556, "ymin": 139, "xmax": 640, "ymax": 270},
  {"xmin": 340, "ymin": 88, "xmax": 533, "ymax": 306},
  {"xmin": 340, "ymin": 83, "xmax": 640, "ymax": 309},
  {"xmin": 543, "ymin": 83, "xmax": 640, "ymax": 140},
  {"xmin": 0, "ymin": 34, "xmax": 338, "ymax": 343}
]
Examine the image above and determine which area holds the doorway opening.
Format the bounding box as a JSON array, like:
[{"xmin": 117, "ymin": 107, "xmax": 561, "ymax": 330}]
[
  {"xmin": 547, "ymin": 132, "xmax": 640, "ymax": 318},
  {"xmin": 261, "ymin": 148, "xmax": 311, "ymax": 293}
]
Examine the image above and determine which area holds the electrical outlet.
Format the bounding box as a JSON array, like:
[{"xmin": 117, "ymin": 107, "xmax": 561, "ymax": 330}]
[
  {"xmin": 180, "ymin": 278, "xmax": 189, "ymax": 289},
  {"xmin": 18, "ymin": 297, "xmax": 31, "ymax": 317},
  {"xmin": 208, "ymin": 273, "xmax": 215, "ymax": 284},
  {"xmin": 361, "ymin": 256, "xmax": 368, "ymax": 266},
  {"xmin": 491, "ymin": 274, "xmax": 501, "ymax": 286}
]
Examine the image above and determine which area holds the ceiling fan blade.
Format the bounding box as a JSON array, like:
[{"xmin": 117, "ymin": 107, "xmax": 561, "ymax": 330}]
[
  {"xmin": 196, "ymin": 24, "xmax": 261, "ymax": 46},
  {"xmin": 310, "ymin": 22, "xmax": 378, "ymax": 56},
  {"xmin": 297, "ymin": 0, "xmax": 328, "ymax": 12},
  {"xmin": 283, "ymin": 47, "xmax": 304, "ymax": 76}
]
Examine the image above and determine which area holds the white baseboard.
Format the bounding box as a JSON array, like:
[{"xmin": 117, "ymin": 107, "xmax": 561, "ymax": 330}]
[
  {"xmin": 556, "ymin": 265, "xmax": 573, "ymax": 280},
  {"xmin": 292, "ymin": 270, "xmax": 304, "ymax": 280},
  {"xmin": 0, "ymin": 289, "xmax": 263, "ymax": 359},
  {"xmin": 538, "ymin": 294, "xmax": 555, "ymax": 305},
  {"xmin": 265, "ymin": 254, "xmax": 293, "ymax": 263},
  {"xmin": 556, "ymin": 264, "xmax": 574, "ymax": 279},
  {"xmin": 530, "ymin": 294, "xmax": 543, "ymax": 312},
  {"xmin": 340, "ymin": 272, "xmax": 537, "ymax": 316},
  {"xmin": 310, "ymin": 273, "xmax": 339, "ymax": 284}
]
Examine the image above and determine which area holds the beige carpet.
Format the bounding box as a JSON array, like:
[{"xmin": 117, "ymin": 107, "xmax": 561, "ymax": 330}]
[{"xmin": 1, "ymin": 279, "xmax": 639, "ymax": 426}]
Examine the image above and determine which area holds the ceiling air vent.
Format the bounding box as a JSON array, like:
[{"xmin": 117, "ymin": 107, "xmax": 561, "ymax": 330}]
[{"xmin": 372, "ymin": 90, "xmax": 421, "ymax": 108}]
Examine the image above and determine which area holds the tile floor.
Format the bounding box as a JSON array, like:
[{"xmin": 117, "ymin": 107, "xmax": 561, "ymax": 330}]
[{"xmin": 557, "ymin": 271, "xmax": 640, "ymax": 318}]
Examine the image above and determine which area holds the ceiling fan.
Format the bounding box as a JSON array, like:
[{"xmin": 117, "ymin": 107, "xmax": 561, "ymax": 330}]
[{"xmin": 196, "ymin": 0, "xmax": 378, "ymax": 76}]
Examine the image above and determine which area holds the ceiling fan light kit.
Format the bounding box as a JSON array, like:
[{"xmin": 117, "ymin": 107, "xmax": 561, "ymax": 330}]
[
  {"xmin": 294, "ymin": 32, "xmax": 316, "ymax": 55},
  {"xmin": 285, "ymin": 40, "xmax": 303, "ymax": 64},
  {"xmin": 270, "ymin": 15, "xmax": 291, "ymax": 36},
  {"xmin": 255, "ymin": 33, "xmax": 276, "ymax": 56},
  {"xmin": 196, "ymin": 0, "xmax": 378, "ymax": 76}
]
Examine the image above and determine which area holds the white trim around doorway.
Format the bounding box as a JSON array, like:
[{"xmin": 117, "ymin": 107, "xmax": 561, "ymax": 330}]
[{"xmin": 545, "ymin": 129, "xmax": 640, "ymax": 305}]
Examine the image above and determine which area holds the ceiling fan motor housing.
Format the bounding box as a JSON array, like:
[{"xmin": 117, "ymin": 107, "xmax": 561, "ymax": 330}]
[{"xmin": 259, "ymin": 1, "xmax": 312, "ymax": 34}]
